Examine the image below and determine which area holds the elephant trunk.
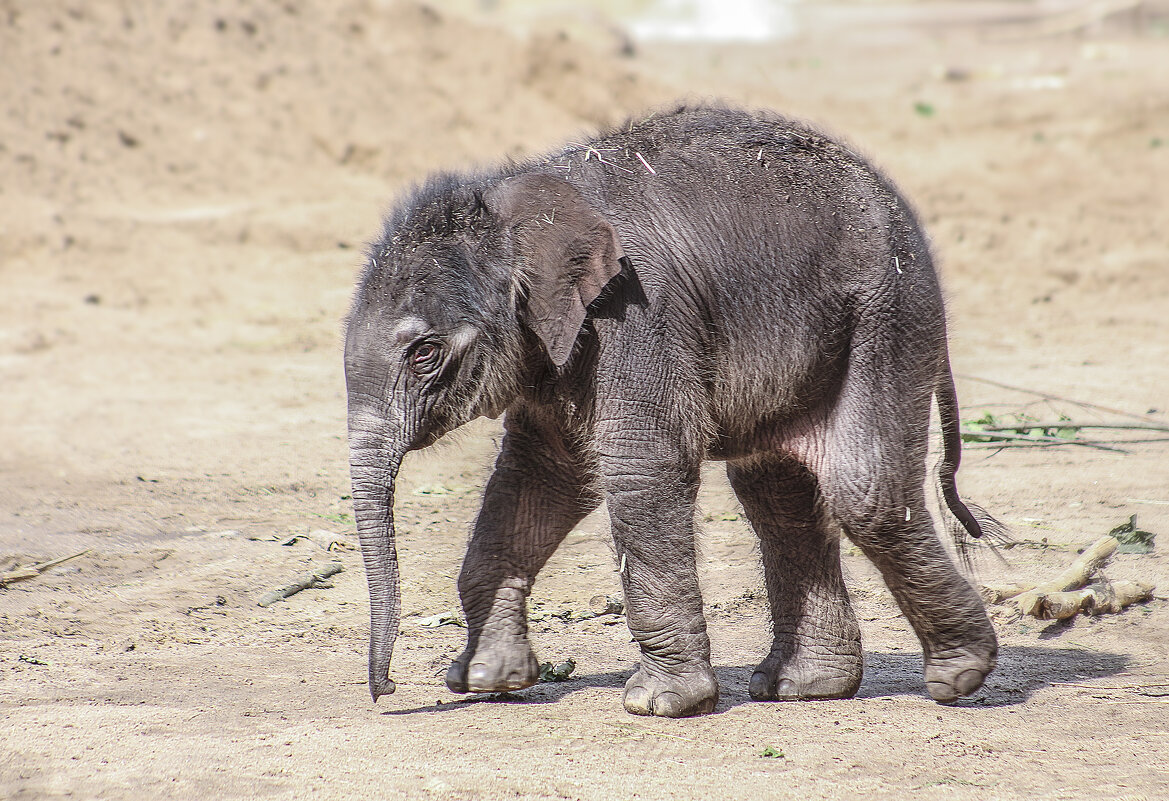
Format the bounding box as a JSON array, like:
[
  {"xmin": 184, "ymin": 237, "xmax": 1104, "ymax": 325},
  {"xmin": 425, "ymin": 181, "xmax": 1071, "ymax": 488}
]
[{"xmin": 348, "ymin": 422, "xmax": 406, "ymax": 702}]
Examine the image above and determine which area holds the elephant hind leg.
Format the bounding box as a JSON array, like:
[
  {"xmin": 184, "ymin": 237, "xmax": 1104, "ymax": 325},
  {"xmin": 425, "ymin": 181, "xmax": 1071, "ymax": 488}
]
[
  {"xmin": 727, "ymin": 455, "xmax": 862, "ymax": 701},
  {"xmin": 814, "ymin": 373, "xmax": 997, "ymax": 703}
]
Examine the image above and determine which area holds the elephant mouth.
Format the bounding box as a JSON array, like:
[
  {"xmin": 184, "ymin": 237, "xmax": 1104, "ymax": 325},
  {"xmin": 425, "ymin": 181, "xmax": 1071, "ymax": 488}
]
[{"xmin": 413, "ymin": 429, "xmax": 443, "ymax": 450}]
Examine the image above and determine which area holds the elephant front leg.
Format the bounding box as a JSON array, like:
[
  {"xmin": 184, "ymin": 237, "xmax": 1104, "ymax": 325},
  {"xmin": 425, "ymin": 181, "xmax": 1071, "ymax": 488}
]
[
  {"xmin": 603, "ymin": 453, "xmax": 719, "ymax": 718},
  {"xmin": 446, "ymin": 571, "xmax": 541, "ymax": 694},
  {"xmin": 446, "ymin": 413, "xmax": 600, "ymax": 694},
  {"xmin": 727, "ymin": 457, "xmax": 863, "ymax": 702}
]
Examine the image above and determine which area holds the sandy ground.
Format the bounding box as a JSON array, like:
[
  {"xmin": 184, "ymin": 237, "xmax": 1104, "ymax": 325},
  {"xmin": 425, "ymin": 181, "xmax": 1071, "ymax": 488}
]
[{"xmin": 3, "ymin": 1, "xmax": 1169, "ymax": 798}]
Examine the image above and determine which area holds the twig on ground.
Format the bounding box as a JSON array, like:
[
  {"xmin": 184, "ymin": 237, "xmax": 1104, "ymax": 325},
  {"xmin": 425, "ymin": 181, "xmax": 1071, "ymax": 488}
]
[
  {"xmin": 257, "ymin": 563, "xmax": 344, "ymax": 607},
  {"xmin": 1037, "ymin": 579, "xmax": 1154, "ymax": 619},
  {"xmin": 1014, "ymin": 535, "xmax": 1120, "ymax": 617},
  {"xmin": 980, "ymin": 582, "xmax": 1036, "ymax": 604},
  {"xmin": 980, "ymin": 422, "xmax": 1169, "ymax": 434},
  {"xmin": 988, "ymin": 534, "xmax": 1159, "ymax": 619},
  {"xmin": 955, "ymin": 374, "xmax": 1161, "ymax": 423},
  {"xmin": 961, "ymin": 429, "xmax": 1127, "ymax": 453},
  {"xmin": 0, "ymin": 549, "xmax": 91, "ymax": 588}
]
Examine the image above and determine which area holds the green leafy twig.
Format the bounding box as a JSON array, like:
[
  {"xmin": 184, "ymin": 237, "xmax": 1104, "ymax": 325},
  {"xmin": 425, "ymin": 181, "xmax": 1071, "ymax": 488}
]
[
  {"xmin": 538, "ymin": 659, "xmax": 576, "ymax": 682},
  {"xmin": 961, "ymin": 412, "xmax": 1129, "ymax": 452},
  {"xmin": 1109, "ymin": 515, "xmax": 1156, "ymax": 554},
  {"xmin": 982, "ymin": 422, "xmax": 1169, "ymax": 434},
  {"xmin": 963, "ymin": 429, "xmax": 1126, "ymax": 453}
]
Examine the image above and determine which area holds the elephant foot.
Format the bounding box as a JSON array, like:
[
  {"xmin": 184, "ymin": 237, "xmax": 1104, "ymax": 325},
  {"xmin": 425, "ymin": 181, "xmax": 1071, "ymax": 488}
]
[
  {"xmin": 445, "ymin": 639, "xmax": 540, "ymax": 694},
  {"xmin": 923, "ymin": 640, "xmax": 997, "ymax": 704},
  {"xmin": 623, "ymin": 663, "xmax": 719, "ymax": 718},
  {"xmin": 748, "ymin": 644, "xmax": 862, "ymax": 701}
]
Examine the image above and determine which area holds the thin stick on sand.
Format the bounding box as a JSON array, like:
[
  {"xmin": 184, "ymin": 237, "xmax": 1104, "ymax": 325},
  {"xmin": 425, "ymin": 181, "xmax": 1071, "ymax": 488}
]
[
  {"xmin": 956, "ymin": 374, "xmax": 1161, "ymax": 423},
  {"xmin": 0, "ymin": 549, "xmax": 91, "ymax": 588},
  {"xmin": 961, "ymin": 429, "xmax": 1127, "ymax": 453},
  {"xmin": 257, "ymin": 563, "xmax": 344, "ymax": 607},
  {"xmin": 980, "ymin": 422, "xmax": 1169, "ymax": 434}
]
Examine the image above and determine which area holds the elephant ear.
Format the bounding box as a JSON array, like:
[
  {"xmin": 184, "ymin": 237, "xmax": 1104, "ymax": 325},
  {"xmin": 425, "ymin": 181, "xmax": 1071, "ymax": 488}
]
[{"xmin": 486, "ymin": 173, "xmax": 626, "ymax": 367}]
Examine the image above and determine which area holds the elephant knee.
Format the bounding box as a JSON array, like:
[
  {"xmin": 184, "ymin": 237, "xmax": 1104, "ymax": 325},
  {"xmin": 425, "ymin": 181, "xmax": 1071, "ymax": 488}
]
[{"xmin": 821, "ymin": 480, "xmax": 899, "ymax": 538}]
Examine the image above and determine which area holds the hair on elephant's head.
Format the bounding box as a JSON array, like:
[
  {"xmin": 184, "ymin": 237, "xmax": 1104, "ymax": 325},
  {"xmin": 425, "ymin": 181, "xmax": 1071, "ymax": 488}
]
[{"xmin": 343, "ymin": 172, "xmax": 627, "ymax": 700}]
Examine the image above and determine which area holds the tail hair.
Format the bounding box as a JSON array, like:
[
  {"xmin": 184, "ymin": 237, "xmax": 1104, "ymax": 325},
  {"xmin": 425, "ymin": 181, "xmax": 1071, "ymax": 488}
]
[
  {"xmin": 935, "ymin": 366, "xmax": 1013, "ymax": 569},
  {"xmin": 937, "ymin": 490, "xmax": 1013, "ymax": 569}
]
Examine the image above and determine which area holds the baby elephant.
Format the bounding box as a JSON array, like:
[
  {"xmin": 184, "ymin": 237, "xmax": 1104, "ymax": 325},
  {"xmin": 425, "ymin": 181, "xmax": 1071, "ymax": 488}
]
[{"xmin": 344, "ymin": 104, "xmax": 998, "ymax": 717}]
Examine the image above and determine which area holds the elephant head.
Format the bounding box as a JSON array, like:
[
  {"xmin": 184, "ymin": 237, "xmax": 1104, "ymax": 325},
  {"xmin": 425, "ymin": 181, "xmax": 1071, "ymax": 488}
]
[{"xmin": 343, "ymin": 172, "xmax": 625, "ymax": 700}]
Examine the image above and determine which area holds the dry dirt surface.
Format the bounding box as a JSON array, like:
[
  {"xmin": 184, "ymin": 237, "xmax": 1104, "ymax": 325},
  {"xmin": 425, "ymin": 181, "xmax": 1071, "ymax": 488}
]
[{"xmin": 3, "ymin": 1, "xmax": 1169, "ymax": 799}]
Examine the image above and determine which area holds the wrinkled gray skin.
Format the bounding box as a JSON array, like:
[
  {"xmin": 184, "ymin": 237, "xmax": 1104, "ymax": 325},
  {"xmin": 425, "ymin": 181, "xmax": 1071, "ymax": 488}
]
[{"xmin": 344, "ymin": 105, "xmax": 998, "ymax": 718}]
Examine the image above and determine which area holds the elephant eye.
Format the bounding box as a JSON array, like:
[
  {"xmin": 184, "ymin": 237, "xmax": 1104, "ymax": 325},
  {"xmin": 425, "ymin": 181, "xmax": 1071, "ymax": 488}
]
[{"xmin": 409, "ymin": 342, "xmax": 442, "ymax": 374}]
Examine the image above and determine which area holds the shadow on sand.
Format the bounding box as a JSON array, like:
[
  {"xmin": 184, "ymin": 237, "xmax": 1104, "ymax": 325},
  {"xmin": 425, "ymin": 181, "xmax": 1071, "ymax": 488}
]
[{"xmin": 380, "ymin": 644, "xmax": 1129, "ymax": 716}]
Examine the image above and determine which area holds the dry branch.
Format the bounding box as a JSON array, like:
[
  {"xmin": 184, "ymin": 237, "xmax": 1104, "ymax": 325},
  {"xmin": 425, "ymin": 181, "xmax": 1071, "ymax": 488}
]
[
  {"xmin": 987, "ymin": 535, "xmax": 1158, "ymax": 619},
  {"xmin": 956, "ymin": 374, "xmax": 1160, "ymax": 423},
  {"xmin": 0, "ymin": 549, "xmax": 91, "ymax": 588},
  {"xmin": 979, "ymin": 582, "xmax": 1035, "ymax": 604},
  {"xmin": 1031, "ymin": 579, "xmax": 1154, "ymax": 620},
  {"xmin": 1014, "ymin": 535, "xmax": 1119, "ymax": 616},
  {"xmin": 257, "ymin": 562, "xmax": 344, "ymax": 607}
]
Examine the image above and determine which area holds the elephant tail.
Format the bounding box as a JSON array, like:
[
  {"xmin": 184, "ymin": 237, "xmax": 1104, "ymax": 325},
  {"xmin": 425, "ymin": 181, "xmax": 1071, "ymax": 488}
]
[{"xmin": 935, "ymin": 365, "xmax": 1010, "ymax": 566}]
